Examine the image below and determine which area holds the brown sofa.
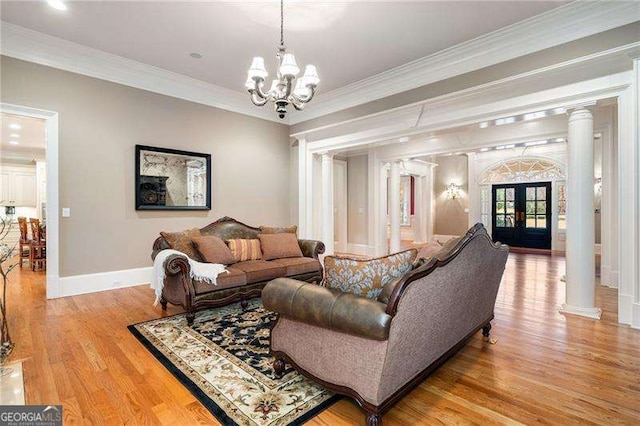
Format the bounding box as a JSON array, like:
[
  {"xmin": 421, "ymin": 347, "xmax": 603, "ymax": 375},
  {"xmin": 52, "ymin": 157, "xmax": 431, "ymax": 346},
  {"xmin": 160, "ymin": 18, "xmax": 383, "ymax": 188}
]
[
  {"xmin": 263, "ymin": 223, "xmax": 508, "ymax": 425},
  {"xmin": 151, "ymin": 216, "xmax": 324, "ymax": 325}
]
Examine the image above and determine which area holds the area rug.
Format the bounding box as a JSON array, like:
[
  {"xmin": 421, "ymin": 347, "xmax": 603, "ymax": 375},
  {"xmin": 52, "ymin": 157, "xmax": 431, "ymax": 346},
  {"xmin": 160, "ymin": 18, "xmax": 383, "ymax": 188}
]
[{"xmin": 128, "ymin": 299, "xmax": 339, "ymax": 425}]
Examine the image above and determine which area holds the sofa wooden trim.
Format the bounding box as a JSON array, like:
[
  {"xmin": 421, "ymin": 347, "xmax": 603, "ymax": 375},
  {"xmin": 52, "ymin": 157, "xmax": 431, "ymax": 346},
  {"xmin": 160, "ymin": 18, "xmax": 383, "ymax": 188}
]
[{"xmin": 386, "ymin": 222, "xmax": 507, "ymax": 316}]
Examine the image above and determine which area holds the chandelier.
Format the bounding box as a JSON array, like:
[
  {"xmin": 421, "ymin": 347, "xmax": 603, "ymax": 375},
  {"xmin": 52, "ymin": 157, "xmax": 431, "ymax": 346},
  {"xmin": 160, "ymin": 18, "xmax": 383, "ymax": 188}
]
[{"xmin": 245, "ymin": 0, "xmax": 319, "ymax": 119}]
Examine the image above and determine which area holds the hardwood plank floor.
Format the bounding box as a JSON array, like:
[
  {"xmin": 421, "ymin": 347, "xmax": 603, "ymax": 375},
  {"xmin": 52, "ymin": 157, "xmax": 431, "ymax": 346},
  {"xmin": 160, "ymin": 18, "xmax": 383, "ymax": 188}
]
[{"xmin": 4, "ymin": 253, "xmax": 640, "ymax": 425}]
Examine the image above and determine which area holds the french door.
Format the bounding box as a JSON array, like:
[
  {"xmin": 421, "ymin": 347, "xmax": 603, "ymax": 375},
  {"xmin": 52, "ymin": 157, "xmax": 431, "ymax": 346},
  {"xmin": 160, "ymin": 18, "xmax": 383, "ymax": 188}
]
[{"xmin": 492, "ymin": 182, "xmax": 552, "ymax": 249}]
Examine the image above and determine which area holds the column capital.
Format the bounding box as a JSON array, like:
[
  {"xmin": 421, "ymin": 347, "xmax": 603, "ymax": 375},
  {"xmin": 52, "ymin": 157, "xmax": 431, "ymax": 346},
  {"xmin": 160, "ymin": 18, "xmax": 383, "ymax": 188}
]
[
  {"xmin": 319, "ymin": 151, "xmax": 334, "ymax": 160},
  {"xmin": 567, "ymin": 107, "xmax": 594, "ymax": 125}
]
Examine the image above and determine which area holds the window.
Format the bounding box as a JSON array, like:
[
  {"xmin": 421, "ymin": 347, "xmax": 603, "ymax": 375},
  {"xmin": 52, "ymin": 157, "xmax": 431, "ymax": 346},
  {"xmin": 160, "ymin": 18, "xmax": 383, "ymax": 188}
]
[
  {"xmin": 558, "ymin": 182, "xmax": 566, "ymax": 230},
  {"xmin": 479, "ymin": 158, "xmax": 565, "ymax": 184},
  {"xmin": 480, "ymin": 186, "xmax": 490, "ymax": 228},
  {"xmin": 494, "ymin": 187, "xmax": 515, "ymax": 228},
  {"xmin": 525, "ymin": 186, "xmax": 547, "ymax": 229}
]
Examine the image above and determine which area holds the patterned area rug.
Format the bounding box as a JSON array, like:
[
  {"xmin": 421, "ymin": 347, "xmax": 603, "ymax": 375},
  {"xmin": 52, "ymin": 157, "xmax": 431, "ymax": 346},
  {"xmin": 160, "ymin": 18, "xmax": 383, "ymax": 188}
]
[{"xmin": 128, "ymin": 299, "xmax": 338, "ymax": 425}]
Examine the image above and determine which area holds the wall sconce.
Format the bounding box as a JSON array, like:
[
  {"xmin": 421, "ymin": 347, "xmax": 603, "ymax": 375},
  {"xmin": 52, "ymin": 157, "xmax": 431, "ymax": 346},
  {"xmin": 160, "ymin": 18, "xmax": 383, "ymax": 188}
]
[{"xmin": 447, "ymin": 183, "xmax": 461, "ymax": 200}]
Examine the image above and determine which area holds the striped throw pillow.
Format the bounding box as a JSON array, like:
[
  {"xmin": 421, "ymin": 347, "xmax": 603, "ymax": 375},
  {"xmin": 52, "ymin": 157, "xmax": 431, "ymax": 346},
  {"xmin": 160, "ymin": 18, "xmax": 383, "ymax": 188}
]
[{"xmin": 227, "ymin": 239, "xmax": 262, "ymax": 262}]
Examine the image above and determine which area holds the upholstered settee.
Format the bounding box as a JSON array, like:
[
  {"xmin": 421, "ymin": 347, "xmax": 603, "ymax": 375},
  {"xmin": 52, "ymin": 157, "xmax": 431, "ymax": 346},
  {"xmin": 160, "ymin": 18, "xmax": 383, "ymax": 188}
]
[
  {"xmin": 151, "ymin": 216, "xmax": 324, "ymax": 325},
  {"xmin": 263, "ymin": 224, "xmax": 508, "ymax": 425}
]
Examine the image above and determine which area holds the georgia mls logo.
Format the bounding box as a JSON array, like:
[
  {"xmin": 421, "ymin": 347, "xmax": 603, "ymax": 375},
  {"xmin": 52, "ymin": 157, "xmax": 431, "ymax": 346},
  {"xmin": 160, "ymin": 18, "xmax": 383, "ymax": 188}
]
[{"xmin": 0, "ymin": 404, "xmax": 62, "ymax": 425}]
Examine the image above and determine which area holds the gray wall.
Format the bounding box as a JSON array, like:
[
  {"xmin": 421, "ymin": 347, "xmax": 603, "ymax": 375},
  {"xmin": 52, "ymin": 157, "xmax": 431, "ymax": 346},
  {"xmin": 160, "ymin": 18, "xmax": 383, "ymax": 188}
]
[
  {"xmin": 346, "ymin": 155, "xmax": 368, "ymax": 246},
  {"xmin": 291, "ymin": 22, "xmax": 640, "ymax": 134},
  {"xmin": 434, "ymin": 155, "xmax": 469, "ymax": 236},
  {"xmin": 1, "ymin": 56, "xmax": 291, "ymax": 277}
]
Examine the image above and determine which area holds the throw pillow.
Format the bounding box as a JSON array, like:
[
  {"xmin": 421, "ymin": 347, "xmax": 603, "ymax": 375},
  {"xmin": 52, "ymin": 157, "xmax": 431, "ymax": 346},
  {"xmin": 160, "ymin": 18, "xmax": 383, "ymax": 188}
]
[
  {"xmin": 227, "ymin": 239, "xmax": 262, "ymax": 262},
  {"xmin": 192, "ymin": 235, "xmax": 236, "ymax": 265},
  {"xmin": 258, "ymin": 233, "xmax": 303, "ymax": 261},
  {"xmin": 323, "ymin": 248, "xmax": 418, "ymax": 300},
  {"xmin": 160, "ymin": 228, "xmax": 202, "ymax": 260},
  {"xmin": 259, "ymin": 225, "xmax": 298, "ymax": 235}
]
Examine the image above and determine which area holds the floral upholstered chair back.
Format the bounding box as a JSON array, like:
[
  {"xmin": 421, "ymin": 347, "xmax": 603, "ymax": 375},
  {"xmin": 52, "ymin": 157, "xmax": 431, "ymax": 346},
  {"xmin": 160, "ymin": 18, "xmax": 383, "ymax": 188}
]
[{"xmin": 322, "ymin": 249, "xmax": 418, "ymax": 300}]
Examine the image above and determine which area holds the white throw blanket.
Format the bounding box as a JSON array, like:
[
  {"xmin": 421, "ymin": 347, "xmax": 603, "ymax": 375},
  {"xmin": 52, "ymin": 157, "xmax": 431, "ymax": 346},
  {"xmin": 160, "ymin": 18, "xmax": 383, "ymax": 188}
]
[{"xmin": 151, "ymin": 249, "xmax": 228, "ymax": 306}]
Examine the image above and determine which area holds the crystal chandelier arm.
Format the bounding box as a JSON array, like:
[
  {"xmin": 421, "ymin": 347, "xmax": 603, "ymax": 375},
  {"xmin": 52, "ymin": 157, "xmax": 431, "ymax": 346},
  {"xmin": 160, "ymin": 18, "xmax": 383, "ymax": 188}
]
[
  {"xmin": 251, "ymin": 78, "xmax": 272, "ymax": 100},
  {"xmin": 290, "ymin": 98, "xmax": 305, "ymax": 111},
  {"xmin": 290, "ymin": 85, "xmax": 317, "ymax": 104},
  {"xmin": 250, "ymin": 91, "xmax": 269, "ymax": 106}
]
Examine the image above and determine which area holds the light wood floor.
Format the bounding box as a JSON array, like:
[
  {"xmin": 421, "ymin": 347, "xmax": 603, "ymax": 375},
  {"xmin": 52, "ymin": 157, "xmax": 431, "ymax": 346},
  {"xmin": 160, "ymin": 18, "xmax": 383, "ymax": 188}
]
[{"xmin": 5, "ymin": 253, "xmax": 640, "ymax": 425}]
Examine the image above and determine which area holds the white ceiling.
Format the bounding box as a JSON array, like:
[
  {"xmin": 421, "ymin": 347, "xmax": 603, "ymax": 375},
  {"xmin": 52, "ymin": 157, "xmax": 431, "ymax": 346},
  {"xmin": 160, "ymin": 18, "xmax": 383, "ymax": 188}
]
[
  {"xmin": 0, "ymin": 1, "xmax": 569, "ymax": 94},
  {"xmin": 0, "ymin": 113, "xmax": 46, "ymax": 159}
]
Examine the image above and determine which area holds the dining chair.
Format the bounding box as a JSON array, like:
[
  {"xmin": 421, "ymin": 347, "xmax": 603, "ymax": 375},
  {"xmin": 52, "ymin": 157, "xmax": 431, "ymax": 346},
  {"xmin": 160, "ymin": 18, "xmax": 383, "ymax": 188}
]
[{"xmin": 17, "ymin": 217, "xmax": 31, "ymax": 268}]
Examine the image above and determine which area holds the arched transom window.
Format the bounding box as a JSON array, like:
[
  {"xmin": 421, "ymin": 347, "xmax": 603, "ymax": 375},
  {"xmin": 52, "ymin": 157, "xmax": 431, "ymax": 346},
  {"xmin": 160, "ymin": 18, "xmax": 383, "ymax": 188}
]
[{"xmin": 479, "ymin": 158, "xmax": 565, "ymax": 184}]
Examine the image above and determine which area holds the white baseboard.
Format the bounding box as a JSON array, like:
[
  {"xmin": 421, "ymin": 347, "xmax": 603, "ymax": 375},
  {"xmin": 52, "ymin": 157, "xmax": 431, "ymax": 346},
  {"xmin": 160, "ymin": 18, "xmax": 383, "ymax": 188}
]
[
  {"xmin": 559, "ymin": 303, "xmax": 602, "ymax": 320},
  {"xmin": 633, "ymin": 303, "xmax": 640, "ymax": 330},
  {"xmin": 618, "ymin": 292, "xmax": 633, "ymax": 325},
  {"xmin": 346, "ymin": 243, "xmax": 375, "ymax": 256},
  {"xmin": 609, "ymin": 271, "xmax": 619, "ymax": 288},
  {"xmin": 599, "ymin": 266, "xmax": 619, "ymax": 288},
  {"xmin": 57, "ymin": 266, "xmax": 153, "ymax": 298},
  {"xmin": 46, "ymin": 274, "xmax": 60, "ymax": 299}
]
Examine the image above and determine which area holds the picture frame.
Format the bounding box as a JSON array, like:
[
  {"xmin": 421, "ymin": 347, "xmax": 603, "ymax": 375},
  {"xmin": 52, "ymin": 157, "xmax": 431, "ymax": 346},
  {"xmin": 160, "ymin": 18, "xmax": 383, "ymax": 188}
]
[{"xmin": 135, "ymin": 145, "xmax": 211, "ymax": 210}]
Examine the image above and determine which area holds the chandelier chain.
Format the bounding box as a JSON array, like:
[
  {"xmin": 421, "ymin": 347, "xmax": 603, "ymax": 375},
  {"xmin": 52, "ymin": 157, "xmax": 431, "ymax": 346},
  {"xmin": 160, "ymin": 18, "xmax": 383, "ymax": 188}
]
[{"xmin": 280, "ymin": 0, "xmax": 284, "ymax": 47}]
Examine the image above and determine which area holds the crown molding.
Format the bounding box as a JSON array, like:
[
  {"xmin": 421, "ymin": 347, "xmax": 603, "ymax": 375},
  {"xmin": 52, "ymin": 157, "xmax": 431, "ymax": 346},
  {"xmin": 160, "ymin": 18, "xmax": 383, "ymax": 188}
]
[
  {"xmin": 1, "ymin": 1, "xmax": 638, "ymax": 126},
  {"xmin": 288, "ymin": 0, "xmax": 640, "ymax": 125},
  {"xmin": 0, "ymin": 22, "xmax": 282, "ymax": 124},
  {"xmin": 293, "ymin": 41, "xmax": 639, "ymax": 142}
]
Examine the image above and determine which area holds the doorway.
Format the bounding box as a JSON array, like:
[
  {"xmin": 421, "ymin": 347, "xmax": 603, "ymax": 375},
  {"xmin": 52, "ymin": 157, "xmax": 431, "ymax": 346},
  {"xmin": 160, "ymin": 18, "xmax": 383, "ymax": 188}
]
[
  {"xmin": 492, "ymin": 182, "xmax": 551, "ymax": 249},
  {"xmin": 1, "ymin": 103, "xmax": 59, "ymax": 298}
]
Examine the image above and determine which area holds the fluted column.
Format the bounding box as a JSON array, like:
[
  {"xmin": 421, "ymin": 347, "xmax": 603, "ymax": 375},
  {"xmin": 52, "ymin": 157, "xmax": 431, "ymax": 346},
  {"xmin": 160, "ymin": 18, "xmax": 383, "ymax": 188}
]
[
  {"xmin": 321, "ymin": 152, "xmax": 334, "ymax": 256},
  {"xmin": 560, "ymin": 108, "xmax": 601, "ymax": 319},
  {"xmin": 413, "ymin": 176, "xmax": 425, "ymax": 244},
  {"xmin": 389, "ymin": 161, "xmax": 402, "ymax": 253}
]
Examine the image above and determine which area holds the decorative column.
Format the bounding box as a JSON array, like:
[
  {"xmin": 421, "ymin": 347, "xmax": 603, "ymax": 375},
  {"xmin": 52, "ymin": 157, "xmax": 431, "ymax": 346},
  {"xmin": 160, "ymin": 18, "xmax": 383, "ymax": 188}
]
[
  {"xmin": 389, "ymin": 161, "xmax": 402, "ymax": 253},
  {"xmin": 467, "ymin": 152, "xmax": 481, "ymax": 227},
  {"xmin": 560, "ymin": 108, "xmax": 601, "ymax": 319},
  {"xmin": 321, "ymin": 152, "xmax": 335, "ymax": 256},
  {"xmin": 413, "ymin": 175, "xmax": 426, "ymax": 244},
  {"xmin": 376, "ymin": 162, "xmax": 390, "ymax": 256}
]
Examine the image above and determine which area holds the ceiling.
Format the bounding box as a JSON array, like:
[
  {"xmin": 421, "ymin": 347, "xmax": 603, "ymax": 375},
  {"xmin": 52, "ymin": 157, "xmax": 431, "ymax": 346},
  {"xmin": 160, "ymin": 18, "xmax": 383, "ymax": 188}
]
[
  {"xmin": 0, "ymin": 1, "xmax": 569, "ymax": 95},
  {"xmin": 0, "ymin": 113, "xmax": 47, "ymax": 159}
]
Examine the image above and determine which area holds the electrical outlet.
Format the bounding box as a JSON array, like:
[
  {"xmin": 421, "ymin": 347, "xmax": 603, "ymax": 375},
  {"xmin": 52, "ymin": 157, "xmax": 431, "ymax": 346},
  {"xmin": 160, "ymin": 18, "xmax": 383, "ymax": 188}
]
[{"xmin": 62, "ymin": 207, "xmax": 71, "ymax": 217}]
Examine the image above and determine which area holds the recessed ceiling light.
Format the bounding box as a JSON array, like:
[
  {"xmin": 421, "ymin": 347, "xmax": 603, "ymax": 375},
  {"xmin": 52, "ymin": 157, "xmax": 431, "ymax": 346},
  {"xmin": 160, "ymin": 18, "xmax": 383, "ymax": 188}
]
[
  {"xmin": 398, "ymin": 137, "xmax": 410, "ymax": 143},
  {"xmin": 495, "ymin": 117, "xmax": 516, "ymax": 126},
  {"xmin": 9, "ymin": 141, "xmax": 19, "ymax": 145},
  {"xmin": 505, "ymin": 144, "xmax": 516, "ymax": 149},
  {"xmin": 190, "ymin": 52, "xmax": 203, "ymax": 59},
  {"xmin": 478, "ymin": 122, "xmax": 489, "ymax": 129},
  {"xmin": 47, "ymin": 0, "xmax": 68, "ymax": 11},
  {"xmin": 552, "ymin": 107, "xmax": 567, "ymax": 115},
  {"xmin": 555, "ymin": 137, "xmax": 566, "ymax": 143},
  {"xmin": 8, "ymin": 123, "xmax": 21, "ymax": 130},
  {"xmin": 525, "ymin": 140, "xmax": 548, "ymax": 146},
  {"xmin": 495, "ymin": 145, "xmax": 506, "ymax": 150},
  {"xmin": 479, "ymin": 147, "xmax": 490, "ymax": 152},
  {"xmin": 10, "ymin": 134, "xmax": 19, "ymax": 138},
  {"xmin": 523, "ymin": 111, "xmax": 547, "ymax": 121}
]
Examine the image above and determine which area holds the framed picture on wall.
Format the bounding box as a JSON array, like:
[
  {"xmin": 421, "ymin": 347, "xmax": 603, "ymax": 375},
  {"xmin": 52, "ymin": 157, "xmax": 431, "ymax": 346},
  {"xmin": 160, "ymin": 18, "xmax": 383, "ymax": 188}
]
[{"xmin": 135, "ymin": 145, "xmax": 211, "ymax": 210}]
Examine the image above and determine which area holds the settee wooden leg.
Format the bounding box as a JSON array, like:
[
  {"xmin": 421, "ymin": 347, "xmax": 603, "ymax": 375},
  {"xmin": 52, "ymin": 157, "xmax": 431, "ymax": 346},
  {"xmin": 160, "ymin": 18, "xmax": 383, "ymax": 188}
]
[
  {"xmin": 160, "ymin": 297, "xmax": 167, "ymax": 311},
  {"xmin": 186, "ymin": 311, "xmax": 195, "ymax": 327},
  {"xmin": 482, "ymin": 323, "xmax": 497, "ymax": 344},
  {"xmin": 240, "ymin": 299, "xmax": 249, "ymax": 309},
  {"xmin": 366, "ymin": 412, "xmax": 382, "ymax": 426},
  {"xmin": 273, "ymin": 358, "xmax": 286, "ymax": 379}
]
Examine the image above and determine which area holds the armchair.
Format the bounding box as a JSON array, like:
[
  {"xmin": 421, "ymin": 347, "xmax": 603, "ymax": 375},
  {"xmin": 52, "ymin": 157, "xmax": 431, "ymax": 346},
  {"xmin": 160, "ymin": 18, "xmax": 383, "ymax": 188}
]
[{"xmin": 263, "ymin": 224, "xmax": 508, "ymax": 425}]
